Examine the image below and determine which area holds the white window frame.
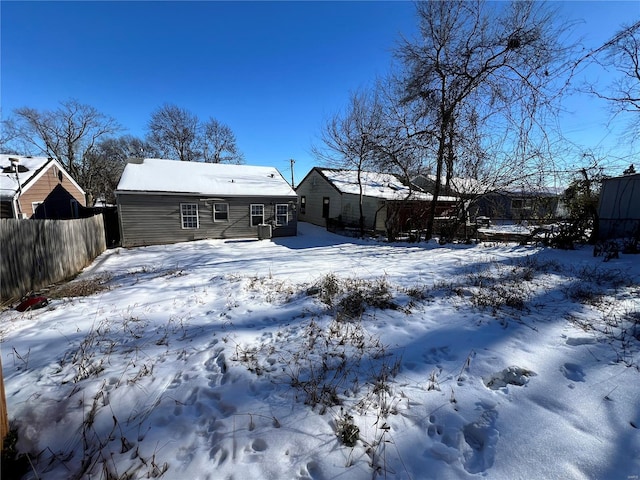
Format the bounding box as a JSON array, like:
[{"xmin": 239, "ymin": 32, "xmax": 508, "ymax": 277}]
[
  {"xmin": 32, "ymin": 202, "xmax": 46, "ymax": 217},
  {"xmin": 213, "ymin": 203, "xmax": 229, "ymax": 222},
  {"xmin": 180, "ymin": 203, "xmax": 199, "ymax": 229},
  {"xmin": 300, "ymin": 196, "xmax": 306, "ymax": 214},
  {"xmin": 275, "ymin": 204, "xmax": 288, "ymax": 226},
  {"xmin": 250, "ymin": 204, "xmax": 264, "ymax": 227}
]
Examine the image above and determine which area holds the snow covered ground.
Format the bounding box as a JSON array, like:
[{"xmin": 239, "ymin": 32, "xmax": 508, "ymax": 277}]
[{"xmin": 1, "ymin": 222, "xmax": 639, "ymax": 480}]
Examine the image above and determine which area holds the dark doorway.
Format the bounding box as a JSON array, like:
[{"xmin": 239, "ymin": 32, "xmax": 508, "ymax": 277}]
[{"xmin": 322, "ymin": 197, "xmax": 330, "ymax": 219}]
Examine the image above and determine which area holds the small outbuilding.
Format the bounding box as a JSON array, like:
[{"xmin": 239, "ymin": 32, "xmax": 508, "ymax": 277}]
[
  {"xmin": 0, "ymin": 155, "xmax": 86, "ymax": 219},
  {"xmin": 598, "ymin": 172, "xmax": 640, "ymax": 240},
  {"xmin": 115, "ymin": 158, "xmax": 298, "ymax": 247}
]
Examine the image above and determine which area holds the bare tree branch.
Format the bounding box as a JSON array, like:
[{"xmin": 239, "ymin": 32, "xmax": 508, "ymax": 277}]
[
  {"xmin": 202, "ymin": 118, "xmax": 244, "ymax": 164},
  {"xmin": 147, "ymin": 104, "xmax": 200, "ymax": 161}
]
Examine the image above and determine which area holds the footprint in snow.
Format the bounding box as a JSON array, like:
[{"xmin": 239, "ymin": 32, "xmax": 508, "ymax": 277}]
[
  {"xmin": 297, "ymin": 460, "xmax": 323, "ymax": 480},
  {"xmin": 427, "ymin": 414, "xmax": 443, "ymax": 438},
  {"xmin": 204, "ymin": 348, "xmax": 227, "ymax": 373},
  {"xmin": 565, "ymin": 336, "xmax": 597, "ymax": 346},
  {"xmin": 167, "ymin": 372, "xmax": 183, "ymax": 389},
  {"xmin": 560, "ymin": 362, "xmax": 585, "ymax": 382},
  {"xmin": 428, "ymin": 413, "xmax": 463, "ymax": 465},
  {"xmin": 423, "ymin": 346, "xmax": 457, "ymax": 366},
  {"xmin": 462, "ymin": 406, "xmax": 499, "ymax": 474},
  {"xmin": 209, "ymin": 444, "xmax": 230, "ymax": 467},
  {"xmin": 242, "ymin": 438, "xmax": 269, "ymax": 463}
]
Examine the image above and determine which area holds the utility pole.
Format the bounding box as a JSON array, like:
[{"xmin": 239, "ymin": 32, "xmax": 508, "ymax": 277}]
[
  {"xmin": 290, "ymin": 158, "xmax": 295, "ymax": 189},
  {"xmin": 10, "ymin": 157, "xmax": 23, "ymax": 217}
]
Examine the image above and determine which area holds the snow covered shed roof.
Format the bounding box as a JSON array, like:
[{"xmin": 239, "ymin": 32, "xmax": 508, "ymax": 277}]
[
  {"xmin": 115, "ymin": 158, "xmax": 297, "ymax": 197},
  {"xmin": 318, "ymin": 168, "xmax": 457, "ymax": 202},
  {"xmin": 0, "ymin": 155, "xmax": 83, "ymax": 200}
]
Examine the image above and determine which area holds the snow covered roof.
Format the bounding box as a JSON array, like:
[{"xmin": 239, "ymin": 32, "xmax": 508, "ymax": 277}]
[
  {"xmin": 0, "ymin": 155, "xmax": 63, "ymax": 200},
  {"xmin": 115, "ymin": 158, "xmax": 297, "ymax": 197},
  {"xmin": 413, "ymin": 174, "xmax": 565, "ymax": 197},
  {"xmin": 413, "ymin": 174, "xmax": 491, "ymax": 195},
  {"xmin": 503, "ymin": 185, "xmax": 565, "ymax": 196},
  {"xmin": 319, "ymin": 169, "xmax": 457, "ymax": 202}
]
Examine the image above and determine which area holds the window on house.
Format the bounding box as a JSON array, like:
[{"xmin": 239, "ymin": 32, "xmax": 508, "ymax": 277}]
[
  {"xmin": 70, "ymin": 199, "xmax": 79, "ymax": 218},
  {"xmin": 512, "ymin": 198, "xmax": 532, "ymax": 210},
  {"xmin": 300, "ymin": 196, "xmax": 306, "ymax": 214},
  {"xmin": 0, "ymin": 201, "xmax": 13, "ymax": 218},
  {"xmin": 213, "ymin": 203, "xmax": 229, "ymax": 222},
  {"xmin": 180, "ymin": 203, "xmax": 199, "ymax": 229},
  {"xmin": 250, "ymin": 204, "xmax": 264, "ymax": 226},
  {"xmin": 32, "ymin": 202, "xmax": 46, "ymax": 218},
  {"xmin": 275, "ymin": 204, "xmax": 288, "ymax": 226}
]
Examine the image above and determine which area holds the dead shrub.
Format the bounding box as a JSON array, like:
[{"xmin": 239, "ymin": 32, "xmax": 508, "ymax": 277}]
[{"xmin": 48, "ymin": 274, "xmax": 112, "ymax": 299}]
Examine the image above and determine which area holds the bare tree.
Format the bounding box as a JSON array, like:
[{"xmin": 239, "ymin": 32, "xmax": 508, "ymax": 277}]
[
  {"xmin": 587, "ymin": 21, "xmax": 640, "ymax": 136},
  {"xmin": 4, "ymin": 99, "xmax": 121, "ymax": 181},
  {"xmin": 147, "ymin": 104, "xmax": 200, "ymax": 161},
  {"xmin": 83, "ymin": 135, "xmax": 158, "ymax": 204},
  {"xmin": 396, "ymin": 0, "xmax": 571, "ymax": 239},
  {"xmin": 313, "ymin": 89, "xmax": 383, "ymax": 236},
  {"xmin": 0, "ymin": 116, "xmax": 23, "ymax": 154},
  {"xmin": 202, "ymin": 118, "xmax": 244, "ymax": 164}
]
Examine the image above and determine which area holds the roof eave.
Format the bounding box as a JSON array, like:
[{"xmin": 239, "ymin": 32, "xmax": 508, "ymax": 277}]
[{"xmin": 115, "ymin": 189, "xmax": 297, "ymax": 198}]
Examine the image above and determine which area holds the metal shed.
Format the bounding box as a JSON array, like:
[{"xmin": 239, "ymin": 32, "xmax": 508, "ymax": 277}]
[{"xmin": 598, "ymin": 173, "xmax": 640, "ymax": 239}]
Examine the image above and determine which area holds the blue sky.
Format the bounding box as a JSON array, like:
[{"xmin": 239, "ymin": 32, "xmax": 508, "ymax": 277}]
[{"xmin": 2, "ymin": 1, "xmax": 638, "ymax": 184}]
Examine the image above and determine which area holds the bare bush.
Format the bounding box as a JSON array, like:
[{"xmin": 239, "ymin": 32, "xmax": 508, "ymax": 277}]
[{"xmin": 48, "ymin": 274, "xmax": 113, "ymax": 299}]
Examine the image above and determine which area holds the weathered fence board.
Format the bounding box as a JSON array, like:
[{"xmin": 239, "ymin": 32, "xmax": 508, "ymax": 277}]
[{"xmin": 0, "ymin": 216, "xmax": 106, "ymax": 301}]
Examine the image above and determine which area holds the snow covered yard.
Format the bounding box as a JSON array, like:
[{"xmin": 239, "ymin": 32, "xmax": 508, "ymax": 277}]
[{"xmin": 1, "ymin": 222, "xmax": 639, "ymax": 480}]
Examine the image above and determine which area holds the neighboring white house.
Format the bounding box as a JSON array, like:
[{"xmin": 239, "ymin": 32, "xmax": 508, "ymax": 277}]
[
  {"xmin": 115, "ymin": 158, "xmax": 298, "ymax": 247},
  {"xmin": 296, "ymin": 167, "xmax": 458, "ymax": 233}
]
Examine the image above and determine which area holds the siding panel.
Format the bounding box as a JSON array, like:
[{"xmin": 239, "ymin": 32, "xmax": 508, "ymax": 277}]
[
  {"xmin": 598, "ymin": 174, "xmax": 640, "ymax": 239},
  {"xmin": 296, "ymin": 170, "xmax": 342, "ymax": 227}
]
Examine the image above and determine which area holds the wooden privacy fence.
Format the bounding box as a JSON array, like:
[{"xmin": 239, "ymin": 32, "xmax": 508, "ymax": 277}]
[{"xmin": 0, "ymin": 216, "xmax": 107, "ymax": 301}]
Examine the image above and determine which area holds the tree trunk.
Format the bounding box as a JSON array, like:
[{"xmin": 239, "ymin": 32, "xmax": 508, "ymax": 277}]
[{"xmin": 425, "ymin": 121, "xmax": 448, "ymax": 240}]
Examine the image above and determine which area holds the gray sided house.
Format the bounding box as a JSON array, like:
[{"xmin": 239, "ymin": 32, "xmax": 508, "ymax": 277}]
[
  {"xmin": 296, "ymin": 167, "xmax": 457, "ymax": 233},
  {"xmin": 598, "ymin": 173, "xmax": 640, "ymax": 240},
  {"xmin": 472, "ymin": 188, "xmax": 565, "ymax": 223},
  {"xmin": 116, "ymin": 158, "xmax": 298, "ymax": 247}
]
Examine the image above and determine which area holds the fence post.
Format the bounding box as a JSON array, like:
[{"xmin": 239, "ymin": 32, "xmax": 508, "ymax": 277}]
[{"xmin": 0, "ymin": 355, "xmax": 8, "ymax": 450}]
